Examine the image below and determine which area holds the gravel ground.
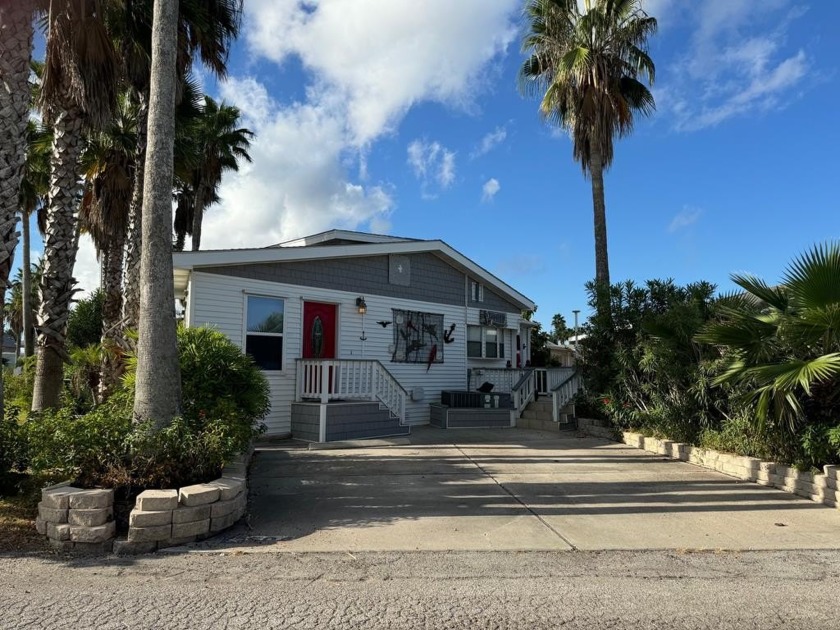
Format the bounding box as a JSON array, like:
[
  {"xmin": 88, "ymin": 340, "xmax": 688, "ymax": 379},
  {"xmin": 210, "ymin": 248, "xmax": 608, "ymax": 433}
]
[{"xmin": 2, "ymin": 549, "xmax": 838, "ymax": 629}]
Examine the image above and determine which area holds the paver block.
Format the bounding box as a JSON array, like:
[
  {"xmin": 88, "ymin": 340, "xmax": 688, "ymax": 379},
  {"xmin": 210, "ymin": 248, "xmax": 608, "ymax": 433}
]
[
  {"xmin": 172, "ymin": 504, "xmax": 211, "ymax": 524},
  {"xmin": 137, "ymin": 489, "xmax": 179, "ymax": 512},
  {"xmin": 35, "ymin": 517, "xmax": 46, "ymax": 535},
  {"xmin": 210, "ymin": 511, "xmax": 239, "ymax": 532},
  {"xmin": 166, "ymin": 536, "xmax": 198, "ymax": 547},
  {"xmin": 113, "ymin": 540, "xmax": 157, "ymax": 556},
  {"xmin": 48, "ymin": 539, "xmax": 73, "ymax": 553},
  {"xmin": 172, "ymin": 518, "xmax": 210, "ymax": 539},
  {"xmin": 129, "ymin": 509, "xmax": 173, "ymax": 528},
  {"xmin": 47, "ymin": 522, "xmax": 70, "ymax": 541},
  {"xmin": 179, "ymin": 484, "xmax": 220, "ymax": 506},
  {"xmin": 38, "ymin": 505, "xmax": 68, "ymax": 524},
  {"xmin": 41, "ymin": 486, "xmax": 85, "ymax": 509},
  {"xmin": 69, "ymin": 507, "xmax": 113, "ymax": 527},
  {"xmin": 70, "ymin": 521, "xmax": 116, "ymax": 543},
  {"xmin": 210, "ymin": 496, "xmax": 242, "ymax": 518},
  {"xmin": 210, "ymin": 478, "xmax": 246, "ymax": 501},
  {"xmin": 69, "ymin": 489, "xmax": 114, "ymax": 509},
  {"xmin": 128, "ymin": 524, "xmax": 172, "ymax": 543},
  {"xmin": 71, "ymin": 541, "xmax": 114, "ymax": 554}
]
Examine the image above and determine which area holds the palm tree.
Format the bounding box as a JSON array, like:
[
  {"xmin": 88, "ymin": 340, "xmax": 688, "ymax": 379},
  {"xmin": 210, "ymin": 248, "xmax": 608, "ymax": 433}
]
[
  {"xmin": 132, "ymin": 0, "xmax": 182, "ymax": 427},
  {"xmin": 31, "ymin": 0, "xmax": 120, "ymax": 411},
  {"xmin": 121, "ymin": 0, "xmax": 244, "ymax": 331},
  {"xmin": 79, "ymin": 93, "xmax": 137, "ymax": 396},
  {"xmin": 19, "ymin": 120, "xmax": 51, "ymax": 358},
  {"xmin": 173, "ymin": 96, "xmax": 253, "ymax": 251},
  {"xmin": 0, "ymin": 1, "xmax": 37, "ymax": 412},
  {"xmin": 698, "ymin": 243, "xmax": 840, "ymax": 432},
  {"xmin": 519, "ymin": 0, "xmax": 657, "ymax": 307}
]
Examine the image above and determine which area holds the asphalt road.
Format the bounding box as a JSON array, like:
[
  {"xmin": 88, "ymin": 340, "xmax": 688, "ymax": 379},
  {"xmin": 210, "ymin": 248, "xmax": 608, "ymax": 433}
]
[{"xmin": 2, "ymin": 549, "xmax": 838, "ymax": 629}]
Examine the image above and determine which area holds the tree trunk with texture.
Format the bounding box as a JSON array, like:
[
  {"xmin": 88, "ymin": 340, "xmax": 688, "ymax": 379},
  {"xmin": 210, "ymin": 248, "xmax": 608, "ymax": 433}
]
[
  {"xmin": 190, "ymin": 183, "xmax": 209, "ymax": 251},
  {"xmin": 0, "ymin": 3, "xmax": 34, "ymax": 380},
  {"xmin": 589, "ymin": 144, "xmax": 611, "ymax": 317},
  {"xmin": 22, "ymin": 210, "xmax": 34, "ymax": 357},
  {"xmin": 32, "ymin": 106, "xmax": 85, "ymax": 412},
  {"xmin": 122, "ymin": 96, "xmax": 148, "ymax": 334},
  {"xmin": 99, "ymin": 226, "xmax": 126, "ymax": 398},
  {"xmin": 133, "ymin": 0, "xmax": 182, "ymax": 427}
]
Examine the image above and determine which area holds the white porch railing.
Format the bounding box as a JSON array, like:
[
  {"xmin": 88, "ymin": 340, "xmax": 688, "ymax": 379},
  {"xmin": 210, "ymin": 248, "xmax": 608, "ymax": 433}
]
[
  {"xmin": 468, "ymin": 368, "xmax": 529, "ymax": 394},
  {"xmin": 511, "ymin": 369, "xmax": 536, "ymax": 417},
  {"xmin": 551, "ymin": 370, "xmax": 584, "ymax": 423},
  {"xmin": 296, "ymin": 359, "xmax": 408, "ymax": 424}
]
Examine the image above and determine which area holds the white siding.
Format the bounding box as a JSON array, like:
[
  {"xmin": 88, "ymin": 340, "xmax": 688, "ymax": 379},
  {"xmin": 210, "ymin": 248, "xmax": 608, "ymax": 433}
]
[
  {"xmin": 188, "ymin": 271, "xmax": 472, "ymax": 435},
  {"xmin": 465, "ymin": 307, "xmax": 524, "ymax": 371}
]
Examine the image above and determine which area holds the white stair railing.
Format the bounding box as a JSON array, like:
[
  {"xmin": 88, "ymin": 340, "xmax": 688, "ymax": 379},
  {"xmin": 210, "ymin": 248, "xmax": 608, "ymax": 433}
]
[
  {"xmin": 550, "ymin": 370, "xmax": 583, "ymax": 423},
  {"xmin": 296, "ymin": 359, "xmax": 408, "ymax": 424},
  {"xmin": 511, "ymin": 369, "xmax": 536, "ymax": 417}
]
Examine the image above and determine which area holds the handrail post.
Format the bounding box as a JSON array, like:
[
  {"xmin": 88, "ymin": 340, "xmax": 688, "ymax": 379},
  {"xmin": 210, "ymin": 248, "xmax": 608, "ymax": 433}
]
[{"xmin": 320, "ymin": 361, "xmax": 329, "ymax": 404}]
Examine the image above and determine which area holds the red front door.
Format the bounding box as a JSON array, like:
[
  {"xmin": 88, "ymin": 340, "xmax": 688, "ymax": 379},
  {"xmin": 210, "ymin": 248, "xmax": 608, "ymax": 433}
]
[{"xmin": 302, "ymin": 302, "xmax": 337, "ymax": 359}]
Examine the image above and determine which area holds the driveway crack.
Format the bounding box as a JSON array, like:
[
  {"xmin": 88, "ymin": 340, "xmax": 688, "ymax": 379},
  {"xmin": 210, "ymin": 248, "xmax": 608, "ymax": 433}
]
[{"xmin": 453, "ymin": 444, "xmax": 578, "ymax": 550}]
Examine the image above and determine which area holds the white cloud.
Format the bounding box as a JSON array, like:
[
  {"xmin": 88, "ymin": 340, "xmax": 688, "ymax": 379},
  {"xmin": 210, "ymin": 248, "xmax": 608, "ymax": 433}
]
[
  {"xmin": 668, "ymin": 207, "xmax": 702, "ymax": 233},
  {"xmin": 481, "ymin": 178, "xmax": 501, "ymax": 202},
  {"xmin": 407, "ymin": 139, "xmax": 456, "ymax": 196},
  {"xmin": 496, "ymin": 254, "xmax": 545, "ymax": 278},
  {"xmin": 660, "ymin": 1, "xmax": 811, "ymax": 131},
  {"xmin": 471, "ymin": 126, "xmax": 508, "ymax": 158},
  {"xmin": 195, "ymin": 0, "xmax": 519, "ymax": 249}
]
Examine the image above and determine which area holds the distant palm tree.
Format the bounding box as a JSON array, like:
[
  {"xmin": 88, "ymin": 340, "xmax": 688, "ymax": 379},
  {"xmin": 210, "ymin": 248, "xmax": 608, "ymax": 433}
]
[
  {"xmin": 79, "ymin": 93, "xmax": 138, "ymax": 396},
  {"xmin": 519, "ymin": 0, "xmax": 657, "ymax": 308},
  {"xmin": 120, "ymin": 0, "xmax": 244, "ymax": 331},
  {"xmin": 32, "ymin": 0, "xmax": 120, "ymax": 411},
  {"xmin": 698, "ymin": 243, "xmax": 840, "ymax": 431},
  {"xmin": 173, "ymin": 96, "xmax": 253, "ymax": 251},
  {"xmin": 18, "ymin": 119, "xmax": 51, "ymax": 358}
]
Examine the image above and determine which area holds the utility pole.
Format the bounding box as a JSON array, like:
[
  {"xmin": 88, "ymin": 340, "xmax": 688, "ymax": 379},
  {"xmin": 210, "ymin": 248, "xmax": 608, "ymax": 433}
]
[{"xmin": 572, "ymin": 309, "xmax": 580, "ymax": 349}]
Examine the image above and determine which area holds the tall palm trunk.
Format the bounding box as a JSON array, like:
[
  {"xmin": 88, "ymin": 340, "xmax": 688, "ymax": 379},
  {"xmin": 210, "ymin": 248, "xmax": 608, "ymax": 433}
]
[
  {"xmin": 589, "ymin": 141, "xmax": 611, "ymax": 318},
  {"xmin": 99, "ymin": 227, "xmax": 126, "ymax": 397},
  {"xmin": 133, "ymin": 0, "xmax": 182, "ymax": 427},
  {"xmin": 21, "ymin": 211, "xmax": 34, "ymax": 356},
  {"xmin": 122, "ymin": 97, "xmax": 148, "ymax": 333},
  {"xmin": 190, "ymin": 182, "xmax": 210, "ymax": 251},
  {"xmin": 32, "ymin": 106, "xmax": 85, "ymax": 412},
  {"xmin": 0, "ymin": 4, "xmax": 34, "ymax": 371}
]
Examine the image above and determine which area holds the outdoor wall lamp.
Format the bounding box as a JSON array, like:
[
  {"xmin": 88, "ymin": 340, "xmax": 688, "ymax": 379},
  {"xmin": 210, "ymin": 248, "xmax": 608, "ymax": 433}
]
[{"xmin": 356, "ymin": 297, "xmax": 367, "ymax": 315}]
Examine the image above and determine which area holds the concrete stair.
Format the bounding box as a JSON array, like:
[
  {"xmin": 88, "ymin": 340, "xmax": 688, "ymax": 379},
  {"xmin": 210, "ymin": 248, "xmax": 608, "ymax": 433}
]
[{"xmin": 517, "ymin": 398, "xmax": 575, "ymax": 432}]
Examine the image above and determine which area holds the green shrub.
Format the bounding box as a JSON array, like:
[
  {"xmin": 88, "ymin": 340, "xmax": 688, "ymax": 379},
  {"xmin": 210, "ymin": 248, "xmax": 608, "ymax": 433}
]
[
  {"xmin": 0, "ymin": 414, "xmax": 27, "ymax": 474},
  {"xmin": 67, "ymin": 289, "xmax": 104, "ymax": 348},
  {"xmin": 23, "ymin": 326, "xmax": 268, "ymax": 492}
]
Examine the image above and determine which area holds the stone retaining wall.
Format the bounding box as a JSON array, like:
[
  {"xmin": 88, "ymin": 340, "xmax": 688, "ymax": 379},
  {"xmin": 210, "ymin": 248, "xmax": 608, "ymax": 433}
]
[
  {"xmin": 577, "ymin": 419, "xmax": 840, "ymax": 509},
  {"xmin": 36, "ymin": 485, "xmax": 116, "ymax": 553},
  {"xmin": 576, "ymin": 417, "xmax": 617, "ymax": 440}
]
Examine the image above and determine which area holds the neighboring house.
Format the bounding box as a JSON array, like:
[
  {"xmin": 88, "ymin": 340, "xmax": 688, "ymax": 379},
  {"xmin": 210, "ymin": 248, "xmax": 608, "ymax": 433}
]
[
  {"xmin": 2, "ymin": 333, "xmax": 17, "ymax": 368},
  {"xmin": 546, "ymin": 341, "xmax": 576, "ymax": 367},
  {"xmin": 173, "ymin": 230, "xmax": 540, "ymax": 440}
]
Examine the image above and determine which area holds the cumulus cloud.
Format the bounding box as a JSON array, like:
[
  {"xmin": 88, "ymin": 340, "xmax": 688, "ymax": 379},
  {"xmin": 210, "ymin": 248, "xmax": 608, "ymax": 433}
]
[
  {"xmin": 72, "ymin": 235, "xmax": 100, "ymax": 299},
  {"xmin": 668, "ymin": 207, "xmax": 702, "ymax": 233},
  {"xmin": 471, "ymin": 126, "xmax": 508, "ymax": 158},
  {"xmin": 195, "ymin": 0, "xmax": 520, "ymax": 249},
  {"xmin": 482, "ymin": 178, "xmax": 501, "ymax": 202},
  {"xmin": 659, "ymin": 1, "xmax": 811, "ymax": 131}
]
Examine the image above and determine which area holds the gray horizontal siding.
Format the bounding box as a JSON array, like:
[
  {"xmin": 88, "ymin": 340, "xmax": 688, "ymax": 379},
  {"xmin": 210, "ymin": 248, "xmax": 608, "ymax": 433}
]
[
  {"xmin": 468, "ymin": 278, "xmax": 522, "ymax": 314},
  {"xmin": 199, "ymin": 253, "xmax": 466, "ymax": 307}
]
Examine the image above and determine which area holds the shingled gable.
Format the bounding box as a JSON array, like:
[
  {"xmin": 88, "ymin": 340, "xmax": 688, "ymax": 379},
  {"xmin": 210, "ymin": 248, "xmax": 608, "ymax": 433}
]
[{"xmin": 172, "ymin": 230, "xmax": 535, "ymax": 312}]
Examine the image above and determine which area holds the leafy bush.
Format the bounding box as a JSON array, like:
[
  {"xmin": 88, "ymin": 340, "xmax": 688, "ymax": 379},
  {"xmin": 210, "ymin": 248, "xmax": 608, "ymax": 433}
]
[
  {"xmin": 23, "ymin": 326, "xmax": 268, "ymax": 492},
  {"xmin": 66, "ymin": 289, "xmax": 104, "ymax": 348},
  {"xmin": 0, "ymin": 415, "xmax": 27, "ymax": 475}
]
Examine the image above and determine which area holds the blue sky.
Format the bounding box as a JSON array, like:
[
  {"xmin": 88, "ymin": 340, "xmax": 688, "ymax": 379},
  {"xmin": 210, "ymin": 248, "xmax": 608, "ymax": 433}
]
[{"xmin": 46, "ymin": 0, "xmax": 840, "ymax": 331}]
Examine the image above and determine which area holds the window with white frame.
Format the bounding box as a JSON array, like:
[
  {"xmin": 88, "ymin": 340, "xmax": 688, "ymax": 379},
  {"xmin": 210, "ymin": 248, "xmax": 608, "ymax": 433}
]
[
  {"xmin": 470, "ymin": 280, "xmax": 484, "ymax": 303},
  {"xmin": 245, "ymin": 295, "xmax": 284, "ymax": 370},
  {"xmin": 467, "ymin": 325, "xmax": 505, "ymax": 359}
]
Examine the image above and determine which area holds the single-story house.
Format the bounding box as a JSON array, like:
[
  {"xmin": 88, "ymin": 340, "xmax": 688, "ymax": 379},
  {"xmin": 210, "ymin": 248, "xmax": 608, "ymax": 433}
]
[{"xmin": 172, "ymin": 230, "xmax": 570, "ymax": 441}]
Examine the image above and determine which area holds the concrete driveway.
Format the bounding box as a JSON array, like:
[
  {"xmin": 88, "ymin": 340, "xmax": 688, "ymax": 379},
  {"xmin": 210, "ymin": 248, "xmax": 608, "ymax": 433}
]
[{"xmin": 240, "ymin": 427, "xmax": 840, "ymax": 552}]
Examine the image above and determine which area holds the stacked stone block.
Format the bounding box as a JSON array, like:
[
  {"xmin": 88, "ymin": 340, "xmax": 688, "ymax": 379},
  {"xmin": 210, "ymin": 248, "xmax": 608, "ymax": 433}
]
[
  {"xmin": 35, "ymin": 485, "xmax": 115, "ymax": 553},
  {"xmin": 577, "ymin": 420, "xmax": 840, "ymax": 511},
  {"xmin": 118, "ymin": 476, "xmax": 247, "ymax": 554}
]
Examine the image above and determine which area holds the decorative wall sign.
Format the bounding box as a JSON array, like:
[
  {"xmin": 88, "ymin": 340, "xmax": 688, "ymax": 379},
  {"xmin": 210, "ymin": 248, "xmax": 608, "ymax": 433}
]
[
  {"xmin": 392, "ymin": 309, "xmax": 445, "ymax": 365},
  {"xmin": 479, "ymin": 310, "xmax": 507, "ymax": 327}
]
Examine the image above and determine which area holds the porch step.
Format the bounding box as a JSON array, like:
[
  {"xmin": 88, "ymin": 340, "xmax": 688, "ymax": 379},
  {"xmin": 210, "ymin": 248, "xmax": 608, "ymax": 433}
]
[
  {"xmin": 517, "ymin": 417, "xmax": 575, "ymax": 432},
  {"xmin": 521, "ymin": 409, "xmax": 554, "ymax": 422},
  {"xmin": 527, "ymin": 399, "xmax": 554, "ymax": 413}
]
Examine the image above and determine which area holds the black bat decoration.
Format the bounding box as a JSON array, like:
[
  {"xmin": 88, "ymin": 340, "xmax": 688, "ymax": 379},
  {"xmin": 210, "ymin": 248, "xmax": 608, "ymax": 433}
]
[{"xmin": 377, "ymin": 321, "xmax": 392, "ymax": 327}]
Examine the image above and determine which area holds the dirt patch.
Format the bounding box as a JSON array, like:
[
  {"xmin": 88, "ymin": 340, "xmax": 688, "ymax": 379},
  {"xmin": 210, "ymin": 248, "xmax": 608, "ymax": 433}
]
[{"xmin": 0, "ymin": 493, "xmax": 48, "ymax": 554}]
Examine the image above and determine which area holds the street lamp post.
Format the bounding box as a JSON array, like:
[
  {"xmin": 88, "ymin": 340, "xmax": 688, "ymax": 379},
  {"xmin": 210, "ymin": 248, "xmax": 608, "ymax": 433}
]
[{"xmin": 572, "ymin": 309, "xmax": 580, "ymax": 349}]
